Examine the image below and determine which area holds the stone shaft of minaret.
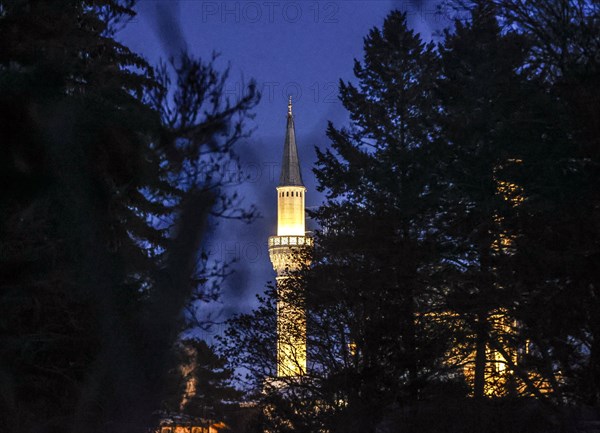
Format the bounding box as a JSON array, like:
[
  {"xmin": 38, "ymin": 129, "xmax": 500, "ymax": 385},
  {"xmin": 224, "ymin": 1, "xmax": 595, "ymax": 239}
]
[{"xmin": 268, "ymin": 97, "xmax": 311, "ymax": 378}]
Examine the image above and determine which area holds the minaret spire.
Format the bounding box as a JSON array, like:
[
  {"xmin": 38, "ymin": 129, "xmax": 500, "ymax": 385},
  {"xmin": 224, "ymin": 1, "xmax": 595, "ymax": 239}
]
[{"xmin": 279, "ymin": 96, "xmax": 304, "ymax": 187}]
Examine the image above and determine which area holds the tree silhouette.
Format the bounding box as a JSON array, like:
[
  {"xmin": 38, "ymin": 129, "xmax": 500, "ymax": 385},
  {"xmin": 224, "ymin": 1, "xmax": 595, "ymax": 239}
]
[{"xmin": 0, "ymin": 1, "xmax": 258, "ymax": 432}]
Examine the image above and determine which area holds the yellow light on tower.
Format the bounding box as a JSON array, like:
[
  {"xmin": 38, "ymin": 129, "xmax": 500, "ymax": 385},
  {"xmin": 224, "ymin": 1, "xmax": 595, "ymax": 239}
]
[
  {"xmin": 277, "ymin": 186, "xmax": 306, "ymax": 236},
  {"xmin": 268, "ymin": 97, "xmax": 311, "ymax": 378}
]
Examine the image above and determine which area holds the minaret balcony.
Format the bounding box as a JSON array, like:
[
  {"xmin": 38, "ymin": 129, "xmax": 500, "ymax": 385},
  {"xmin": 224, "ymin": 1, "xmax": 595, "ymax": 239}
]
[
  {"xmin": 268, "ymin": 235, "xmax": 313, "ymax": 248},
  {"xmin": 268, "ymin": 235, "xmax": 313, "ymax": 274}
]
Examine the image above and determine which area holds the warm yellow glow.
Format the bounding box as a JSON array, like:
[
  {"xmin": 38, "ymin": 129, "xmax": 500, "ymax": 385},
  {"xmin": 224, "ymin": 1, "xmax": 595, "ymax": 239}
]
[
  {"xmin": 496, "ymin": 180, "xmax": 524, "ymax": 206},
  {"xmin": 270, "ymin": 182, "xmax": 309, "ymax": 378},
  {"xmin": 491, "ymin": 215, "xmax": 516, "ymax": 254},
  {"xmin": 268, "ymin": 238, "xmax": 310, "ymax": 377},
  {"xmin": 268, "ymin": 236, "xmax": 312, "ymax": 275},
  {"xmin": 159, "ymin": 425, "xmax": 223, "ymax": 433},
  {"xmin": 277, "ymin": 186, "xmax": 306, "ymax": 236},
  {"xmin": 466, "ymin": 164, "xmax": 559, "ymax": 397},
  {"xmin": 492, "ymin": 159, "xmax": 523, "ymax": 254},
  {"xmin": 276, "ymin": 280, "xmax": 307, "ymax": 377},
  {"xmin": 448, "ymin": 310, "xmax": 517, "ymax": 396},
  {"xmin": 178, "ymin": 346, "xmax": 197, "ymax": 411},
  {"xmin": 348, "ymin": 342, "xmax": 357, "ymax": 356},
  {"xmin": 396, "ymin": 161, "xmax": 557, "ymax": 398}
]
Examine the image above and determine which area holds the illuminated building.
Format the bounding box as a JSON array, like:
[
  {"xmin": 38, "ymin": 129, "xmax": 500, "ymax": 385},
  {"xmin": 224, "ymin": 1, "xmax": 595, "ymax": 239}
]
[
  {"xmin": 457, "ymin": 159, "xmax": 555, "ymax": 396},
  {"xmin": 156, "ymin": 413, "xmax": 227, "ymax": 433},
  {"xmin": 268, "ymin": 97, "xmax": 312, "ymax": 377}
]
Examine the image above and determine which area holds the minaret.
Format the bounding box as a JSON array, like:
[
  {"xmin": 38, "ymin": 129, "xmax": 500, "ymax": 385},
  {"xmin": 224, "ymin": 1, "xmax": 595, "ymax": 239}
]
[{"xmin": 268, "ymin": 97, "xmax": 312, "ymax": 377}]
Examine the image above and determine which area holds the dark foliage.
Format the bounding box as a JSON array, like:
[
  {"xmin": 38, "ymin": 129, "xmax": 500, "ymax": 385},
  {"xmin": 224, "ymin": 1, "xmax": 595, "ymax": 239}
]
[{"xmin": 0, "ymin": 1, "xmax": 258, "ymax": 432}]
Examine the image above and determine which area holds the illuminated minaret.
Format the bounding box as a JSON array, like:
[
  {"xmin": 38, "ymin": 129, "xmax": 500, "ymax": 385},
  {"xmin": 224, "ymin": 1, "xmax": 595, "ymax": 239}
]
[{"xmin": 268, "ymin": 97, "xmax": 312, "ymax": 377}]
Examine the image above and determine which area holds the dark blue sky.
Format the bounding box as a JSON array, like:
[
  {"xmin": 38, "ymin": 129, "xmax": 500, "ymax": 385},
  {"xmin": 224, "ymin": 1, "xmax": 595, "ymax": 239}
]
[{"xmin": 117, "ymin": 0, "xmax": 451, "ymax": 332}]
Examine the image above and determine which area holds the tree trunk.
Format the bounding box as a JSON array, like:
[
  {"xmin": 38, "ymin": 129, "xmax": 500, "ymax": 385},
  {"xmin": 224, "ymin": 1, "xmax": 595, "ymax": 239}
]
[{"xmin": 473, "ymin": 313, "xmax": 487, "ymax": 400}]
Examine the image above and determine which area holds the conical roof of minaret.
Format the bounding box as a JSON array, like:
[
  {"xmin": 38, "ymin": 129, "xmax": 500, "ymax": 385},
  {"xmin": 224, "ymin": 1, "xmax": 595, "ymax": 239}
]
[{"xmin": 279, "ymin": 96, "xmax": 304, "ymax": 187}]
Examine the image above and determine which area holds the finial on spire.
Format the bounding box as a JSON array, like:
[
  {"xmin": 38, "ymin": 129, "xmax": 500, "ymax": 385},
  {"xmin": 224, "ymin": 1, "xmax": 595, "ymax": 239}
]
[{"xmin": 288, "ymin": 95, "xmax": 292, "ymax": 116}]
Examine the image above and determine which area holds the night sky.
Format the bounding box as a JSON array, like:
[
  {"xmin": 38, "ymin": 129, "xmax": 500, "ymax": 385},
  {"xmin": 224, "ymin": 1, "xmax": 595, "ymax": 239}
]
[{"xmin": 117, "ymin": 0, "xmax": 449, "ymax": 333}]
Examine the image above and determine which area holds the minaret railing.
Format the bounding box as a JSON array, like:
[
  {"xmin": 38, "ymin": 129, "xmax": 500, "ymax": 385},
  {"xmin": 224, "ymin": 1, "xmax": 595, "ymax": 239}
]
[{"xmin": 268, "ymin": 235, "xmax": 313, "ymax": 248}]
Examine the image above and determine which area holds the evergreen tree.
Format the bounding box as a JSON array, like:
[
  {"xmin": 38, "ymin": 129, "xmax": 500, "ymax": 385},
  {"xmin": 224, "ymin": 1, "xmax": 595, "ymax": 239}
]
[
  {"xmin": 309, "ymin": 11, "xmax": 447, "ymax": 424},
  {"xmin": 435, "ymin": 2, "xmax": 547, "ymax": 399},
  {"xmin": 488, "ymin": 0, "xmax": 600, "ymax": 406},
  {"xmin": 0, "ymin": 1, "xmax": 258, "ymax": 431}
]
